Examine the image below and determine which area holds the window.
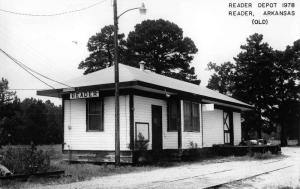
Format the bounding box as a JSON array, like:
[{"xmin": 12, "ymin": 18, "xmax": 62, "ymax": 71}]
[
  {"xmin": 168, "ymin": 99, "xmax": 180, "ymax": 131},
  {"xmin": 184, "ymin": 101, "xmax": 200, "ymax": 132},
  {"xmin": 86, "ymin": 99, "xmax": 103, "ymax": 131}
]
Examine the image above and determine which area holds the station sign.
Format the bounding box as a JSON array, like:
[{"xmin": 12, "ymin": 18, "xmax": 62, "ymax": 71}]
[{"xmin": 70, "ymin": 91, "xmax": 99, "ymax": 99}]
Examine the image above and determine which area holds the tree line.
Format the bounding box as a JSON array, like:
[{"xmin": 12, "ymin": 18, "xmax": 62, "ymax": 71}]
[{"xmin": 0, "ymin": 78, "xmax": 62, "ymax": 145}]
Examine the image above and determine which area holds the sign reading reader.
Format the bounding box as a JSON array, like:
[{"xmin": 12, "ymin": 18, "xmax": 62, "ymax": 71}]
[{"xmin": 70, "ymin": 91, "xmax": 99, "ymax": 99}]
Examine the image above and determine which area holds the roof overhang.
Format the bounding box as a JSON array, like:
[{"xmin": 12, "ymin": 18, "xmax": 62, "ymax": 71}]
[
  {"xmin": 37, "ymin": 80, "xmax": 253, "ymax": 110},
  {"xmin": 201, "ymin": 99, "xmax": 252, "ymax": 111},
  {"xmin": 37, "ymin": 81, "xmax": 138, "ymax": 98},
  {"xmin": 135, "ymin": 81, "xmax": 253, "ymax": 110}
]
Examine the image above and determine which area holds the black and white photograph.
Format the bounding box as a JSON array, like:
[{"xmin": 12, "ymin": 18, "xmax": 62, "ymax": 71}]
[{"xmin": 0, "ymin": 0, "xmax": 299, "ymax": 188}]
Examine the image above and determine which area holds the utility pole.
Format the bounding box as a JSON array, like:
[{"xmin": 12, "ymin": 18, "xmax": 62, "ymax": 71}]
[
  {"xmin": 113, "ymin": 0, "xmax": 120, "ymax": 166},
  {"xmin": 113, "ymin": 0, "xmax": 146, "ymax": 166}
]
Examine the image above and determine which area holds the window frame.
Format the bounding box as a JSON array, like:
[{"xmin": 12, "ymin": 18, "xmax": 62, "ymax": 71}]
[
  {"xmin": 86, "ymin": 98, "xmax": 104, "ymax": 132},
  {"xmin": 135, "ymin": 122, "xmax": 150, "ymax": 142},
  {"xmin": 183, "ymin": 100, "xmax": 200, "ymax": 132}
]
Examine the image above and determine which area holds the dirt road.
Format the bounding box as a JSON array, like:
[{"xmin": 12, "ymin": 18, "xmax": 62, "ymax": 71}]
[{"xmin": 32, "ymin": 147, "xmax": 300, "ymax": 189}]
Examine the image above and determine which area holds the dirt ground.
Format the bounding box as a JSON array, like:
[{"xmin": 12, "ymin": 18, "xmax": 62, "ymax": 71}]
[
  {"xmin": 221, "ymin": 147, "xmax": 300, "ymax": 189},
  {"xmin": 24, "ymin": 147, "xmax": 299, "ymax": 189}
]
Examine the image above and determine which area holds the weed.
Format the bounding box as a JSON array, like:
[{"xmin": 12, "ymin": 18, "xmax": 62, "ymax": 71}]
[
  {"xmin": 134, "ymin": 133, "xmax": 149, "ymax": 151},
  {"xmin": 0, "ymin": 144, "xmax": 50, "ymax": 174},
  {"xmin": 252, "ymin": 151, "xmax": 275, "ymax": 160},
  {"xmin": 189, "ymin": 141, "xmax": 198, "ymax": 149}
]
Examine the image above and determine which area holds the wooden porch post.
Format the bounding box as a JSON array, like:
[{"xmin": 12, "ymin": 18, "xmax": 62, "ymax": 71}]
[{"xmin": 178, "ymin": 100, "xmax": 183, "ymax": 150}]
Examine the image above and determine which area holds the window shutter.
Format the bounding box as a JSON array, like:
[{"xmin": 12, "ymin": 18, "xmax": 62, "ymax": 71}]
[
  {"xmin": 192, "ymin": 103, "xmax": 200, "ymax": 131},
  {"xmin": 184, "ymin": 101, "xmax": 192, "ymax": 131},
  {"xmin": 168, "ymin": 99, "xmax": 179, "ymax": 131}
]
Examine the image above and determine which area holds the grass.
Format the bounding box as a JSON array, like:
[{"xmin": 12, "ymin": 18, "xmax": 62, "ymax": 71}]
[
  {"xmin": 56, "ymin": 162, "xmax": 156, "ymax": 182},
  {"xmin": 0, "ymin": 145, "xmax": 284, "ymax": 189},
  {"xmin": 0, "ymin": 145, "xmax": 159, "ymax": 188},
  {"xmin": 252, "ymin": 151, "xmax": 275, "ymax": 159},
  {"xmin": 0, "ymin": 163, "xmax": 157, "ymax": 188},
  {"xmin": 209, "ymin": 150, "xmax": 285, "ymax": 165}
]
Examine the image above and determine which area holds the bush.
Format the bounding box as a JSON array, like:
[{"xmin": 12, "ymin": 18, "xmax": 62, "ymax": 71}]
[
  {"xmin": 134, "ymin": 133, "xmax": 150, "ymax": 163},
  {"xmin": 0, "ymin": 144, "xmax": 50, "ymax": 174},
  {"xmin": 189, "ymin": 141, "xmax": 198, "ymax": 149},
  {"xmin": 134, "ymin": 133, "xmax": 149, "ymax": 151}
]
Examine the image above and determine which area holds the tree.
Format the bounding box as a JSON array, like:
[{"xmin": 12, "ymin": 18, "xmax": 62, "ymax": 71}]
[
  {"xmin": 44, "ymin": 100, "xmax": 62, "ymax": 144},
  {"xmin": 0, "ymin": 78, "xmax": 16, "ymax": 145},
  {"xmin": 278, "ymin": 101, "xmax": 300, "ymax": 146},
  {"xmin": 272, "ymin": 40, "xmax": 300, "ymax": 146},
  {"xmin": 79, "ymin": 20, "xmax": 200, "ymax": 84},
  {"xmin": 207, "ymin": 62, "xmax": 235, "ymax": 96},
  {"xmin": 0, "ymin": 78, "xmax": 63, "ymax": 145},
  {"xmin": 21, "ymin": 98, "xmax": 49, "ymax": 144},
  {"xmin": 208, "ymin": 34, "xmax": 277, "ymax": 138},
  {"xmin": 207, "ymin": 34, "xmax": 300, "ymax": 144},
  {"xmin": 126, "ymin": 19, "xmax": 200, "ymax": 84},
  {"xmin": 0, "ymin": 78, "xmax": 16, "ymax": 105},
  {"xmin": 78, "ymin": 25, "xmax": 127, "ymax": 74},
  {"xmin": 234, "ymin": 34, "xmax": 278, "ymax": 138}
]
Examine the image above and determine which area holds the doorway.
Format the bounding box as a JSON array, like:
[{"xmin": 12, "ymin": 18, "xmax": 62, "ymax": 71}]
[
  {"xmin": 224, "ymin": 111, "xmax": 234, "ymax": 145},
  {"xmin": 152, "ymin": 105, "xmax": 162, "ymax": 151}
]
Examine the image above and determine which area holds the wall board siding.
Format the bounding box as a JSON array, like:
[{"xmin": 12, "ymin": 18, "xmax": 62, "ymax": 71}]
[
  {"xmin": 134, "ymin": 95, "xmax": 178, "ymax": 150},
  {"xmin": 64, "ymin": 96, "xmax": 130, "ymax": 151},
  {"xmin": 233, "ymin": 112, "xmax": 242, "ymax": 145},
  {"xmin": 181, "ymin": 102, "xmax": 202, "ymax": 149},
  {"xmin": 202, "ymin": 109, "xmax": 224, "ymax": 147},
  {"xmin": 64, "ymin": 94, "xmax": 242, "ymax": 151}
]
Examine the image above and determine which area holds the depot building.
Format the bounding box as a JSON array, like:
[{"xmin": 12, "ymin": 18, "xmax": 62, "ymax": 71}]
[{"xmin": 37, "ymin": 63, "xmax": 252, "ymax": 163}]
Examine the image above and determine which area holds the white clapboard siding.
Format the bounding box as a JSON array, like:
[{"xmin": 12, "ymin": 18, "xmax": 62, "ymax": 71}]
[
  {"xmin": 202, "ymin": 109, "xmax": 224, "ymax": 147},
  {"xmin": 181, "ymin": 101, "xmax": 202, "ymax": 149},
  {"xmin": 233, "ymin": 112, "xmax": 242, "ymax": 145},
  {"xmin": 64, "ymin": 96, "xmax": 130, "ymax": 151},
  {"xmin": 134, "ymin": 95, "xmax": 178, "ymax": 150}
]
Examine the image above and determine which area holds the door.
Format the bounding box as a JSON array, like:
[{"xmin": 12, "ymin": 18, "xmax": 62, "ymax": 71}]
[
  {"xmin": 223, "ymin": 111, "xmax": 234, "ymax": 145},
  {"xmin": 152, "ymin": 105, "xmax": 163, "ymax": 151}
]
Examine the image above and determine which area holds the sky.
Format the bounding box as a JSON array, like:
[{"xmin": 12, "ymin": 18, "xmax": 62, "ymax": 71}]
[{"xmin": 0, "ymin": 0, "xmax": 299, "ymax": 105}]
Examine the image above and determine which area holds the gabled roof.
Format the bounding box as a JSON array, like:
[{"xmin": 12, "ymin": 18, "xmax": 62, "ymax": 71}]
[{"xmin": 37, "ymin": 64, "xmax": 252, "ymax": 110}]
